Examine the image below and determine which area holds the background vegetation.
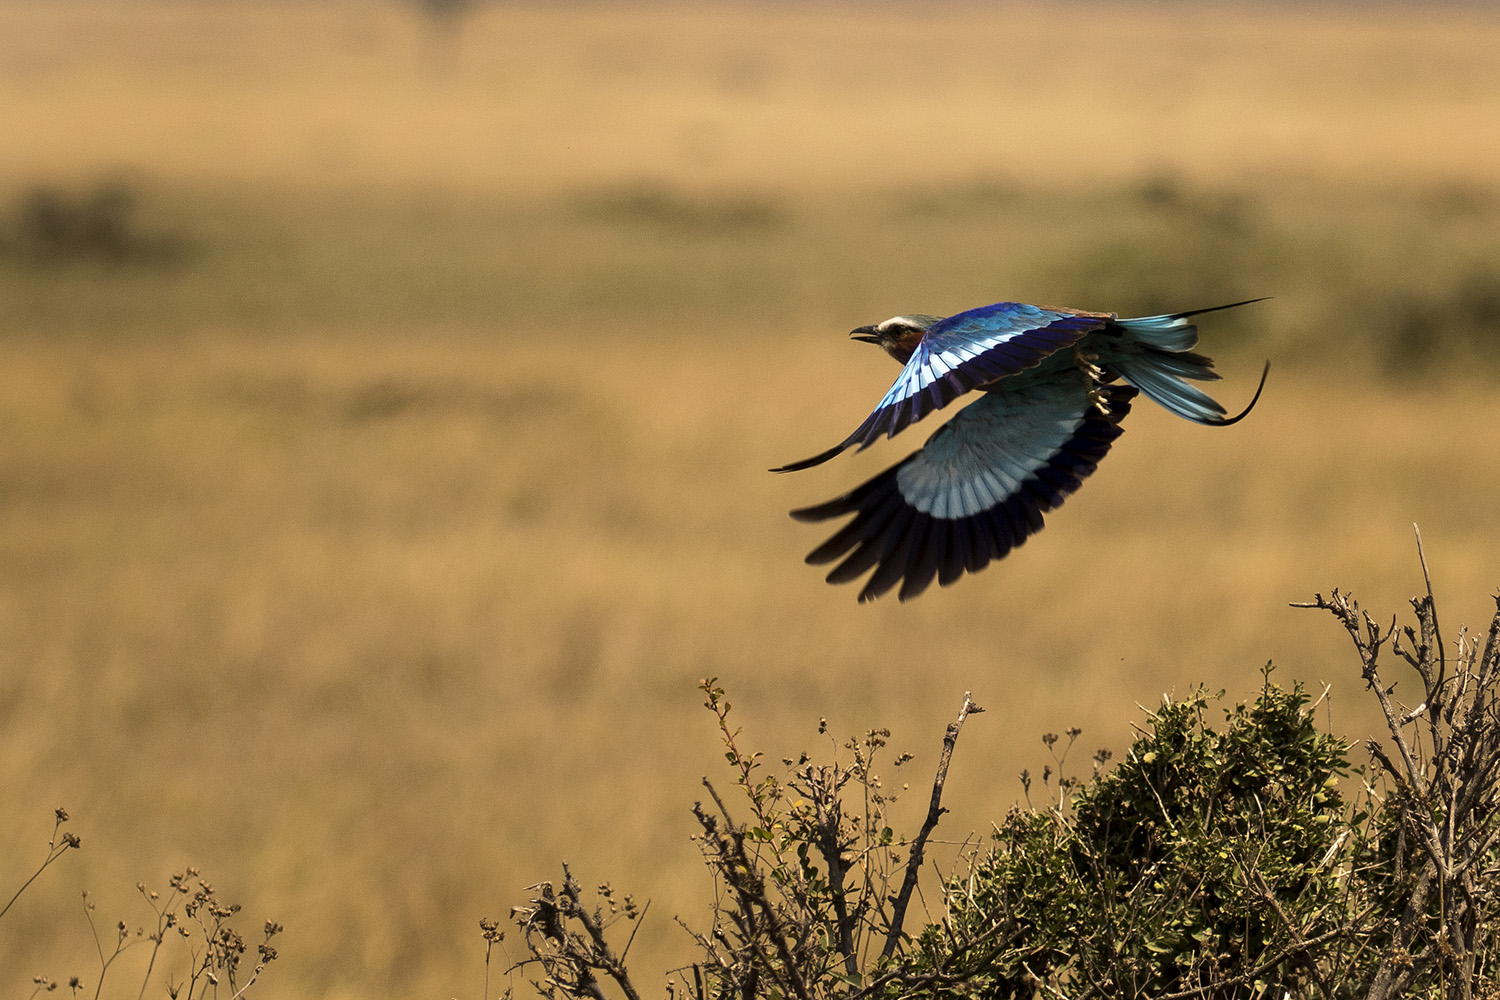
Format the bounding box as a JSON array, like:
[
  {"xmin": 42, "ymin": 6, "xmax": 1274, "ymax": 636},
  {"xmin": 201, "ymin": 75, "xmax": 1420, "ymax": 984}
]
[
  {"xmin": 3, "ymin": 2, "xmax": 1500, "ymax": 997},
  {"xmin": 514, "ymin": 578, "xmax": 1500, "ymax": 999}
]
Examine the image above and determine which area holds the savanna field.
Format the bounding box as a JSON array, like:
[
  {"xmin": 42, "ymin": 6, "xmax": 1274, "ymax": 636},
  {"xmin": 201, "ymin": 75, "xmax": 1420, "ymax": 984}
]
[{"xmin": 4, "ymin": 2, "xmax": 1500, "ymax": 996}]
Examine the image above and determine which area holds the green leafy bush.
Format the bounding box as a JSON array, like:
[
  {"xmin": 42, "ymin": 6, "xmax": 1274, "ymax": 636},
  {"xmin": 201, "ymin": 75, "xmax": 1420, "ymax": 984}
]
[{"xmin": 915, "ymin": 675, "xmax": 1361, "ymax": 998}]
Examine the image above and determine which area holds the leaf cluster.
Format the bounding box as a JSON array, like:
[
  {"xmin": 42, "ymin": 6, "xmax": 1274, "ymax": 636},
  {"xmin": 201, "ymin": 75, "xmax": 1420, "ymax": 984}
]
[{"xmin": 914, "ymin": 673, "xmax": 1367, "ymax": 999}]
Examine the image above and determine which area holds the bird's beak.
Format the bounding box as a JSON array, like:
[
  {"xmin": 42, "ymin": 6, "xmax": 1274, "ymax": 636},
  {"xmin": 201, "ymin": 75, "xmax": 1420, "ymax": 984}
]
[{"xmin": 849, "ymin": 325, "xmax": 881, "ymax": 345}]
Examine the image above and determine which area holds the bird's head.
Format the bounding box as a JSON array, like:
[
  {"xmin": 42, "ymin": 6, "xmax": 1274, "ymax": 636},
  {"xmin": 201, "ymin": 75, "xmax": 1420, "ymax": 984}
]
[{"xmin": 849, "ymin": 314, "xmax": 941, "ymax": 365}]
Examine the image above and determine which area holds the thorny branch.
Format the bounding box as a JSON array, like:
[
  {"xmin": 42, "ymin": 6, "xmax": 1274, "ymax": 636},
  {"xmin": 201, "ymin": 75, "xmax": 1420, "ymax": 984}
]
[{"xmin": 1293, "ymin": 528, "xmax": 1500, "ymax": 1000}]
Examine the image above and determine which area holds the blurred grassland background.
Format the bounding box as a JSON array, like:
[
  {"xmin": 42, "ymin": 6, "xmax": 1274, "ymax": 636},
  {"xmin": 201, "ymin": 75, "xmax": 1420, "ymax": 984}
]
[{"xmin": 3, "ymin": 1, "xmax": 1500, "ymax": 997}]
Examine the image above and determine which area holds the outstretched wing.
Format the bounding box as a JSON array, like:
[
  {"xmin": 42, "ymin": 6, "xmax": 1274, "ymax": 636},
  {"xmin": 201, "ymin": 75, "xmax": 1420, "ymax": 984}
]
[
  {"xmin": 772, "ymin": 303, "xmax": 1110, "ymax": 472},
  {"xmin": 790, "ymin": 374, "xmax": 1136, "ymax": 602}
]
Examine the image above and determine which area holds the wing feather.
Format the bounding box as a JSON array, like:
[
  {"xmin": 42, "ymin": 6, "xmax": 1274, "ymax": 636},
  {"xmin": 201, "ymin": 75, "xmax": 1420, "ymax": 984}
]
[
  {"xmin": 788, "ymin": 374, "xmax": 1137, "ymax": 601},
  {"xmin": 771, "ymin": 303, "xmax": 1108, "ymax": 472}
]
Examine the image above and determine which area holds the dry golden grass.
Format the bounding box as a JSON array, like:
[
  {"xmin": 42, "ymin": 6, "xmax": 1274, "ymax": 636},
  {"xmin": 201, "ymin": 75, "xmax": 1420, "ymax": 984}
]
[
  {"xmin": 3, "ymin": 3, "xmax": 1500, "ymax": 999},
  {"xmin": 3, "ymin": 1, "xmax": 1500, "ymax": 193}
]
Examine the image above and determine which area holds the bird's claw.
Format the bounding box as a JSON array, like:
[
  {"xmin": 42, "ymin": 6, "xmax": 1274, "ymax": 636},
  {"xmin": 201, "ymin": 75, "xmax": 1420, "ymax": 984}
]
[{"xmin": 1072, "ymin": 344, "xmax": 1109, "ymax": 412}]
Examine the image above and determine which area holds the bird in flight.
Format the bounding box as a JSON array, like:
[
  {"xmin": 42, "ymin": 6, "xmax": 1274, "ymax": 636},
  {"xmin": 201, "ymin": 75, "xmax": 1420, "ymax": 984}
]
[{"xmin": 774, "ymin": 298, "xmax": 1268, "ymax": 602}]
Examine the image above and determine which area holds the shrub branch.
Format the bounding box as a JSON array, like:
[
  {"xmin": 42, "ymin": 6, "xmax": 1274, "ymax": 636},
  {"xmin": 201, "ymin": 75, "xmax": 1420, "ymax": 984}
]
[{"xmin": 881, "ymin": 691, "xmax": 982, "ymax": 961}]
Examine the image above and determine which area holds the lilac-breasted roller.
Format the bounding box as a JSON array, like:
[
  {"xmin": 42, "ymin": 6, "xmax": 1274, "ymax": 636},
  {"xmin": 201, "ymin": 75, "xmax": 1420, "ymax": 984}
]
[{"xmin": 774, "ymin": 298, "xmax": 1268, "ymax": 602}]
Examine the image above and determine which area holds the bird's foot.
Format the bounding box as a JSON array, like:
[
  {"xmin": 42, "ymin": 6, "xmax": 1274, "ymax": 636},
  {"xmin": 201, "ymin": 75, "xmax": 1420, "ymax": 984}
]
[{"xmin": 1072, "ymin": 344, "xmax": 1109, "ymax": 412}]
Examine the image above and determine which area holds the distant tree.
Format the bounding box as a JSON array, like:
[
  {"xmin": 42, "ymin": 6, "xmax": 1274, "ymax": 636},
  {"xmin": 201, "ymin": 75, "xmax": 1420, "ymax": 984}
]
[
  {"xmin": 2, "ymin": 179, "xmax": 188, "ymax": 267},
  {"xmin": 411, "ymin": 0, "xmax": 475, "ymax": 77}
]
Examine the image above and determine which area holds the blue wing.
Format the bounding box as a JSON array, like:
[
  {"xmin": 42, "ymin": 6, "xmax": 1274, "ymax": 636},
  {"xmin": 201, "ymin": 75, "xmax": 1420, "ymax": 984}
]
[
  {"xmin": 772, "ymin": 303, "xmax": 1108, "ymax": 473},
  {"xmin": 790, "ymin": 372, "xmax": 1136, "ymax": 602}
]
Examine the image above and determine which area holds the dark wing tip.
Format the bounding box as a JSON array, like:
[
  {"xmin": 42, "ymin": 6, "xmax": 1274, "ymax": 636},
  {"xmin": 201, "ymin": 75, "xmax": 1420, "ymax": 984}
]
[
  {"xmin": 789, "ymin": 499, "xmax": 846, "ymax": 523},
  {"xmin": 770, "ymin": 442, "xmax": 848, "ymax": 473}
]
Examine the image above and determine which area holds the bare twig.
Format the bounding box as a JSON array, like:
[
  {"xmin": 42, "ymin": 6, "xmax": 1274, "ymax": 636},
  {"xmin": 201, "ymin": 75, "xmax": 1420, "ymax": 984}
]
[
  {"xmin": 1414, "ymin": 525, "xmax": 1447, "ymax": 705},
  {"xmin": 847, "ymin": 915, "xmax": 1025, "ymax": 1000},
  {"xmin": 1247, "ymin": 868, "xmax": 1337, "ymax": 1000},
  {"xmin": 1297, "ymin": 538, "xmax": 1500, "ymax": 1000},
  {"xmin": 694, "ymin": 790, "xmax": 814, "ymax": 1000},
  {"xmin": 0, "ymin": 810, "xmax": 81, "ymax": 923},
  {"xmin": 881, "ymin": 692, "xmax": 983, "ymax": 961},
  {"xmin": 511, "ymin": 868, "xmax": 644, "ymax": 1000}
]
